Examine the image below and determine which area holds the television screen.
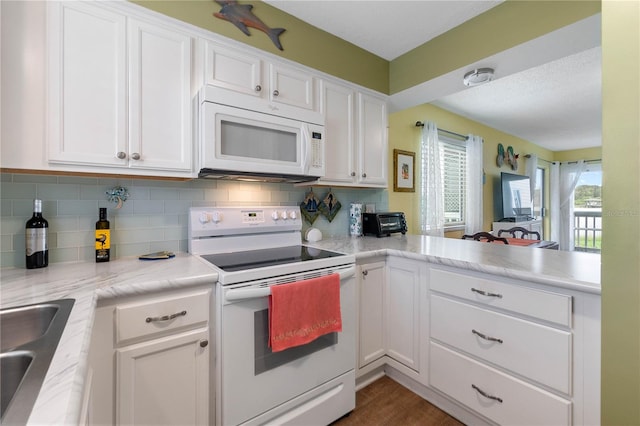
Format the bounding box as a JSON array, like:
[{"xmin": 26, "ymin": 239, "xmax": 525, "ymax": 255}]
[{"xmin": 501, "ymin": 172, "xmax": 532, "ymax": 220}]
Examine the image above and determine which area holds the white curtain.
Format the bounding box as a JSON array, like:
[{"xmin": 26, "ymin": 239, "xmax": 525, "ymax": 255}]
[
  {"xmin": 551, "ymin": 160, "xmax": 586, "ymax": 250},
  {"xmin": 526, "ymin": 154, "xmax": 538, "ymax": 212},
  {"xmin": 419, "ymin": 121, "xmax": 444, "ymax": 236},
  {"xmin": 465, "ymin": 134, "xmax": 483, "ymax": 234}
]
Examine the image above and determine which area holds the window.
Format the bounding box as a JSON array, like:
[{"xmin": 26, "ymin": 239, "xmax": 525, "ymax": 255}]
[
  {"xmin": 534, "ymin": 167, "xmax": 545, "ymax": 220},
  {"xmin": 440, "ymin": 137, "xmax": 467, "ymax": 228}
]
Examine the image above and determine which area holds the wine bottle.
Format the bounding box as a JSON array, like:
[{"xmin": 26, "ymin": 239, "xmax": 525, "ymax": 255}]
[
  {"xmin": 95, "ymin": 208, "xmax": 110, "ymax": 263},
  {"xmin": 25, "ymin": 199, "xmax": 48, "ymax": 269}
]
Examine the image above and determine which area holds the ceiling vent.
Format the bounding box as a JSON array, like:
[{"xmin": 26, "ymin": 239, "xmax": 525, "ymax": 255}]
[{"xmin": 463, "ymin": 68, "xmax": 495, "ymax": 86}]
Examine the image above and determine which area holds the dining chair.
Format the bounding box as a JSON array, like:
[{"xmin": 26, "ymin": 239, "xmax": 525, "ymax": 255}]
[
  {"xmin": 497, "ymin": 226, "xmax": 541, "ymax": 240},
  {"xmin": 461, "ymin": 232, "xmax": 509, "ymax": 245}
]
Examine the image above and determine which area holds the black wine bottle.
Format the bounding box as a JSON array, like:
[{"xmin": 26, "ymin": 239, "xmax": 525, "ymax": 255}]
[
  {"xmin": 95, "ymin": 208, "xmax": 110, "ymax": 263},
  {"xmin": 25, "ymin": 199, "xmax": 48, "ymax": 269}
]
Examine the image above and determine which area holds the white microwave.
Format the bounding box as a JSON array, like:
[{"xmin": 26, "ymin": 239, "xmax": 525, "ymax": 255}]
[{"xmin": 199, "ymin": 101, "xmax": 325, "ymax": 182}]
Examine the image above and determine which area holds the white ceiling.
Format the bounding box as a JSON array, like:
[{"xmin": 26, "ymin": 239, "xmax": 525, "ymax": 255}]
[{"xmin": 265, "ymin": 0, "xmax": 602, "ymax": 152}]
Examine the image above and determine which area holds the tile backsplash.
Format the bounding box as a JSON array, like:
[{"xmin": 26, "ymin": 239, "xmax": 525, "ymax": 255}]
[{"xmin": 0, "ymin": 173, "xmax": 387, "ymax": 268}]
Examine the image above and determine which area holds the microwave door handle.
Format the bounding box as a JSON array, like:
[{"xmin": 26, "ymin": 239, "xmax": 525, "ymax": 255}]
[
  {"xmin": 224, "ymin": 266, "xmax": 356, "ymax": 302},
  {"xmin": 301, "ymin": 125, "xmax": 312, "ymax": 174}
]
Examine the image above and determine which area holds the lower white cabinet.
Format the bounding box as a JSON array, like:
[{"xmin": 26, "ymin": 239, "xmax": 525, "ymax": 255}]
[
  {"xmin": 357, "ymin": 261, "xmax": 386, "ymax": 369},
  {"xmin": 356, "ymin": 257, "xmax": 424, "ymax": 378},
  {"xmin": 89, "ymin": 287, "xmax": 211, "ymax": 425}
]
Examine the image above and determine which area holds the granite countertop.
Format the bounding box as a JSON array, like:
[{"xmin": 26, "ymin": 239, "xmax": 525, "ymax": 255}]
[
  {"xmin": 0, "ymin": 235, "xmax": 601, "ymax": 424},
  {"xmin": 0, "ymin": 253, "xmax": 218, "ymax": 425},
  {"xmin": 307, "ymin": 234, "xmax": 601, "ymax": 294}
]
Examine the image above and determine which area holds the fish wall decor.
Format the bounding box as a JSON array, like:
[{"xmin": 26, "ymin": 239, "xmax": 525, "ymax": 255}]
[{"xmin": 214, "ymin": 0, "xmax": 286, "ymax": 51}]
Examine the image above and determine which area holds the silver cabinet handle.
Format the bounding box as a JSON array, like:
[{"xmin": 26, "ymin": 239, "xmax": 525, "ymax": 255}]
[
  {"xmin": 471, "ymin": 288, "xmax": 503, "ymax": 298},
  {"xmin": 116, "ymin": 151, "xmax": 127, "ymax": 159},
  {"xmin": 130, "ymin": 152, "xmax": 141, "ymax": 160},
  {"xmin": 472, "ymin": 384, "xmax": 503, "ymax": 403},
  {"xmin": 472, "ymin": 329, "xmax": 503, "ymax": 344},
  {"xmin": 350, "ymin": 172, "xmax": 356, "ymax": 177},
  {"xmin": 362, "ymin": 173, "xmax": 367, "ymax": 178},
  {"xmin": 255, "ymin": 85, "xmax": 262, "ymax": 92},
  {"xmin": 273, "ymin": 89, "xmax": 279, "ymax": 97},
  {"xmin": 199, "ymin": 339, "xmax": 209, "ymax": 348},
  {"xmin": 146, "ymin": 310, "xmax": 187, "ymax": 323},
  {"xmin": 362, "ymin": 270, "xmax": 368, "ymax": 277}
]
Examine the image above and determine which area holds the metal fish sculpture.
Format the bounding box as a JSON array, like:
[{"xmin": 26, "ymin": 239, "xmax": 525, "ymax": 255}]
[{"xmin": 214, "ymin": 0, "xmax": 286, "ymax": 51}]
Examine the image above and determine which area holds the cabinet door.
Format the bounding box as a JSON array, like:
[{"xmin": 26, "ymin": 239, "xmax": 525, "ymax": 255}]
[
  {"xmin": 204, "ymin": 42, "xmax": 263, "ymax": 97},
  {"xmin": 117, "ymin": 328, "xmax": 209, "ymax": 425},
  {"xmin": 320, "ymin": 81, "xmax": 357, "ymax": 184},
  {"xmin": 386, "ymin": 257, "xmax": 423, "ymax": 371},
  {"xmin": 357, "ymin": 93, "xmax": 388, "ymax": 186},
  {"xmin": 128, "ymin": 19, "xmax": 193, "ymax": 172},
  {"xmin": 47, "ymin": 2, "xmax": 127, "ymax": 166},
  {"xmin": 269, "ymin": 64, "xmax": 315, "ymax": 110},
  {"xmin": 358, "ymin": 262, "xmax": 386, "ymax": 369}
]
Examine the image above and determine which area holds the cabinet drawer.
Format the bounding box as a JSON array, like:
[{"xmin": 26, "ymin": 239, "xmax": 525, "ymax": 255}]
[
  {"xmin": 430, "ymin": 342, "xmax": 571, "ymax": 426},
  {"xmin": 115, "ymin": 289, "xmax": 210, "ymax": 344},
  {"xmin": 430, "ymin": 267, "xmax": 572, "ymax": 327},
  {"xmin": 431, "ymin": 295, "xmax": 571, "ymax": 394}
]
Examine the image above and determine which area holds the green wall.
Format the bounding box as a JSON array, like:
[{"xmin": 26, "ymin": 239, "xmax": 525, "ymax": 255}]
[
  {"xmin": 601, "ymin": 1, "xmax": 640, "ymax": 424},
  {"xmin": 132, "ymin": 0, "xmax": 389, "ymax": 93}
]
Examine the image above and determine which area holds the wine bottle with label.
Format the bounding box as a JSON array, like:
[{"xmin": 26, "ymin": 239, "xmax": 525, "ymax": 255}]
[
  {"xmin": 25, "ymin": 199, "xmax": 48, "ymax": 269},
  {"xmin": 95, "ymin": 208, "xmax": 110, "ymax": 262}
]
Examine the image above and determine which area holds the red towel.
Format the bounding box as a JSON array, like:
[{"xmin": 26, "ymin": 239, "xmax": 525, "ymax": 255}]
[
  {"xmin": 269, "ymin": 273, "xmax": 342, "ymax": 352},
  {"xmin": 504, "ymin": 238, "xmax": 540, "ymax": 246}
]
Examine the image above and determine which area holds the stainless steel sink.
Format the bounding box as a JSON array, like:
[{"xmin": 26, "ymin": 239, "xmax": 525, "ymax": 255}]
[{"xmin": 0, "ymin": 299, "xmax": 74, "ymax": 425}]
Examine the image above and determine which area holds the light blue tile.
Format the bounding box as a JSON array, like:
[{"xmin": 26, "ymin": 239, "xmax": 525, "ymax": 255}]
[
  {"xmin": 114, "ymin": 215, "xmax": 150, "ymax": 229},
  {"xmin": 59, "ymin": 176, "xmax": 98, "ymax": 185},
  {"xmin": 0, "ymin": 174, "xmax": 14, "ymax": 183},
  {"xmin": 163, "ymin": 226, "xmax": 186, "ymax": 241},
  {"xmin": 164, "ymin": 200, "xmax": 192, "ymax": 215},
  {"xmin": 0, "ymin": 200, "xmax": 12, "ymax": 217},
  {"xmin": 58, "ymin": 200, "xmax": 99, "ymax": 216},
  {"xmin": 50, "ymin": 247, "xmax": 81, "ymax": 264},
  {"xmin": 81, "ymin": 185, "xmax": 110, "ymax": 201},
  {"xmin": 133, "ymin": 200, "xmax": 165, "ymax": 215},
  {"xmin": 150, "ymin": 187, "xmax": 180, "ymax": 200},
  {"xmin": 149, "ymin": 240, "xmax": 180, "ymax": 253},
  {"xmin": 57, "ymin": 230, "xmax": 93, "ymax": 249},
  {"xmin": 150, "ymin": 215, "xmax": 180, "ymax": 227},
  {"xmin": 178, "ymin": 188, "xmax": 205, "ymax": 201},
  {"xmin": 1, "ymin": 235, "xmax": 13, "ymax": 251},
  {"xmin": 0, "ymin": 217, "xmax": 26, "ymax": 235},
  {"xmin": 117, "ymin": 243, "xmax": 151, "ymax": 258},
  {"xmin": 13, "ymin": 174, "xmax": 56, "ymax": 184},
  {"xmin": 37, "ymin": 183, "xmax": 80, "ymax": 200},
  {"xmin": 1, "ymin": 182, "xmax": 37, "ymax": 199},
  {"xmin": 49, "ymin": 216, "xmax": 78, "ymax": 232},
  {"xmin": 128, "ymin": 186, "xmax": 150, "ymax": 200},
  {"xmin": 0, "ymin": 251, "xmax": 21, "ymax": 269},
  {"xmin": 112, "ymin": 228, "xmax": 162, "ymax": 244}
]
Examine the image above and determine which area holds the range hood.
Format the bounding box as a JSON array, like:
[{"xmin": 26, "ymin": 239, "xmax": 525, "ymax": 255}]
[{"xmin": 198, "ymin": 168, "xmax": 319, "ymax": 184}]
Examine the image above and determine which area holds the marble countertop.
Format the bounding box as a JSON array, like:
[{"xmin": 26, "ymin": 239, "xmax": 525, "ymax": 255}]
[
  {"xmin": 307, "ymin": 235, "xmax": 601, "ymax": 294},
  {"xmin": 0, "ymin": 253, "xmax": 218, "ymax": 425},
  {"xmin": 0, "ymin": 235, "xmax": 600, "ymax": 424}
]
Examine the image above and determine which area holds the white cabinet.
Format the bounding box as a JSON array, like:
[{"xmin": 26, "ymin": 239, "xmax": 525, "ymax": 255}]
[
  {"xmin": 357, "ymin": 93, "xmax": 388, "ymax": 186},
  {"xmin": 492, "ymin": 219, "xmax": 543, "ymax": 239},
  {"xmin": 318, "ymin": 82, "xmax": 388, "ymax": 187},
  {"xmin": 88, "ymin": 287, "xmax": 211, "ymax": 426},
  {"xmin": 357, "ymin": 261, "xmax": 386, "ymax": 370},
  {"xmin": 203, "ymin": 41, "xmax": 316, "ymax": 115},
  {"xmin": 385, "ymin": 256, "xmax": 424, "ymax": 372},
  {"xmin": 47, "ymin": 2, "xmax": 193, "ymax": 176},
  {"xmin": 427, "ymin": 265, "xmax": 599, "ymax": 426}
]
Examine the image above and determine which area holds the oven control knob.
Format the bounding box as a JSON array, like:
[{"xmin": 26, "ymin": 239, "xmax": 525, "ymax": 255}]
[
  {"xmin": 271, "ymin": 211, "xmax": 280, "ymax": 221},
  {"xmin": 280, "ymin": 211, "xmax": 288, "ymax": 220},
  {"xmin": 199, "ymin": 212, "xmax": 211, "ymax": 224},
  {"xmin": 288, "ymin": 210, "xmax": 298, "ymax": 220},
  {"xmin": 211, "ymin": 211, "xmax": 222, "ymax": 223}
]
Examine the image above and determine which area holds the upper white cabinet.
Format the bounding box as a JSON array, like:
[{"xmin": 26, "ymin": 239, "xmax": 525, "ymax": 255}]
[
  {"xmin": 357, "ymin": 93, "xmax": 388, "ymax": 186},
  {"xmin": 47, "ymin": 2, "xmax": 193, "ymax": 176},
  {"xmin": 318, "ymin": 82, "xmax": 388, "ymax": 187},
  {"xmin": 203, "ymin": 41, "xmax": 316, "ymax": 115}
]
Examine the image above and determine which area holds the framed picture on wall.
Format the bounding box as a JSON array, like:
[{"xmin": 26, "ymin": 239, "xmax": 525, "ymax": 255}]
[{"xmin": 393, "ymin": 149, "xmax": 415, "ymax": 192}]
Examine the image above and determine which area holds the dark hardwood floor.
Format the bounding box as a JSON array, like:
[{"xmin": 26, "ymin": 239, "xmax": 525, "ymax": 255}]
[{"xmin": 331, "ymin": 376, "xmax": 464, "ymax": 426}]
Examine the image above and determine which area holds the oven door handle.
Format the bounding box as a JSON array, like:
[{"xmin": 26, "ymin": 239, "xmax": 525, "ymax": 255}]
[{"xmin": 225, "ymin": 266, "xmax": 356, "ymax": 302}]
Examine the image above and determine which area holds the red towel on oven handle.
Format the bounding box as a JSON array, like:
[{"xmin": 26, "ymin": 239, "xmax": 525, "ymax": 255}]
[{"xmin": 268, "ymin": 273, "xmax": 342, "ymax": 353}]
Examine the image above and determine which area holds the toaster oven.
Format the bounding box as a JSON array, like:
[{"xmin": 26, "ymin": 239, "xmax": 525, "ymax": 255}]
[{"xmin": 362, "ymin": 212, "xmax": 407, "ymax": 237}]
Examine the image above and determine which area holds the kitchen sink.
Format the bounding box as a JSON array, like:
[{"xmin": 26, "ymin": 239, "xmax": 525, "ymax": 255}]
[{"xmin": 0, "ymin": 299, "xmax": 74, "ymax": 424}]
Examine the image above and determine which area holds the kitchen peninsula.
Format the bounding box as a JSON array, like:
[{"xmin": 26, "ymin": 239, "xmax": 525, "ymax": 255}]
[{"xmin": 0, "ymin": 235, "xmax": 600, "ymax": 425}]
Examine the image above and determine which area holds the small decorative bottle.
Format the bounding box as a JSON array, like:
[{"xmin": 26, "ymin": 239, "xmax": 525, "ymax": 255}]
[
  {"xmin": 25, "ymin": 199, "xmax": 49, "ymax": 269},
  {"xmin": 95, "ymin": 208, "xmax": 110, "ymax": 262}
]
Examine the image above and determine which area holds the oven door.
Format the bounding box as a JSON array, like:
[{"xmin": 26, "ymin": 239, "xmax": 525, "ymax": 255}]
[{"xmin": 216, "ymin": 265, "xmax": 356, "ymax": 426}]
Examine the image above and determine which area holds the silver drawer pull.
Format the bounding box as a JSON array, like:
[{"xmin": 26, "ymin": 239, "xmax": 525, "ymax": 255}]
[
  {"xmin": 471, "ymin": 288, "xmax": 503, "ymax": 298},
  {"xmin": 472, "ymin": 329, "xmax": 503, "ymax": 344},
  {"xmin": 146, "ymin": 310, "xmax": 187, "ymax": 323},
  {"xmin": 472, "ymin": 384, "xmax": 503, "ymax": 403}
]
